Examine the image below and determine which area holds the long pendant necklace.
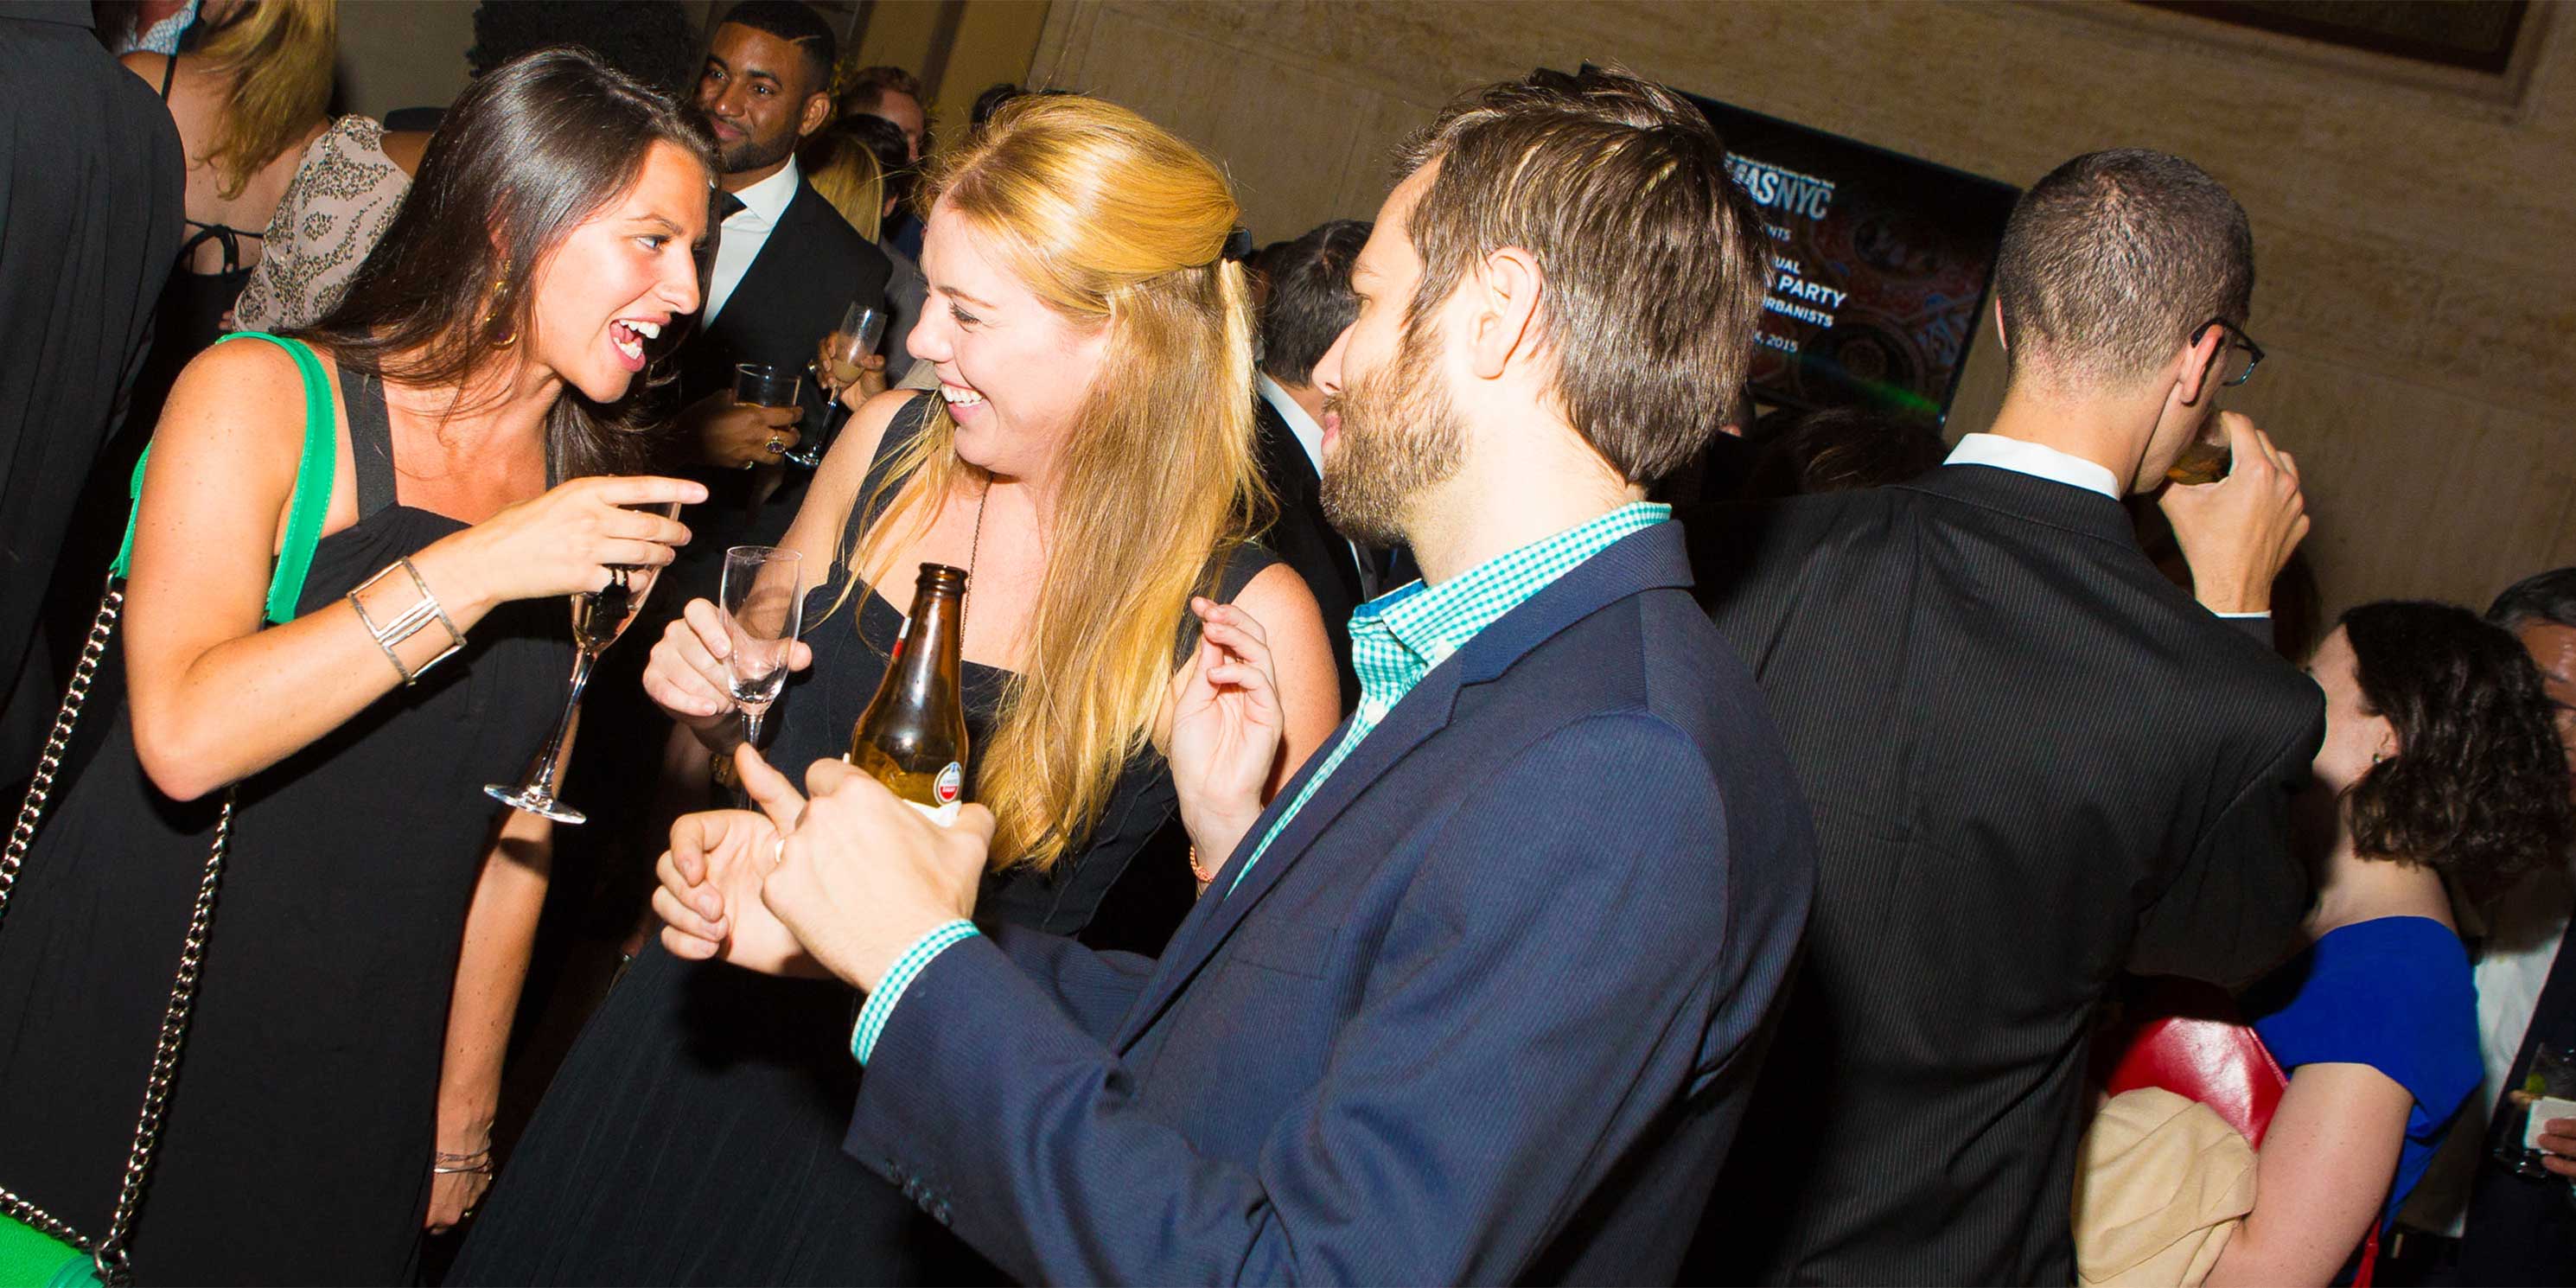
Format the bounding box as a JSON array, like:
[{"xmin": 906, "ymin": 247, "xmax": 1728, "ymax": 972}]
[{"xmin": 963, "ymin": 471, "xmax": 989, "ymax": 626}]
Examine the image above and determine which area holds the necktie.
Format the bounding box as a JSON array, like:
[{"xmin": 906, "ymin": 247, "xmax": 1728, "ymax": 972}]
[{"xmin": 712, "ymin": 189, "xmax": 746, "ymax": 223}]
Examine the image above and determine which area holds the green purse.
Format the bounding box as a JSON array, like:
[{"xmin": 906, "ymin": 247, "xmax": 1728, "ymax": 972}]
[{"xmin": 0, "ymin": 334, "xmax": 339, "ymax": 1287}]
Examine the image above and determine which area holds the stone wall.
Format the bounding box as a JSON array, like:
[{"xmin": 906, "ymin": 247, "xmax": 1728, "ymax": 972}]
[{"xmin": 1032, "ymin": 0, "xmax": 2576, "ymax": 616}]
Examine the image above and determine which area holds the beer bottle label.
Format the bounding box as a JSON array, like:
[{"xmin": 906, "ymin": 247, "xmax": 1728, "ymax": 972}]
[{"xmin": 903, "ymin": 762, "xmax": 965, "ymax": 826}]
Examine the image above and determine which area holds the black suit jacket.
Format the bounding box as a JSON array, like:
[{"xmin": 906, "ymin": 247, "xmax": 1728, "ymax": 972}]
[
  {"xmin": 1251, "ymin": 394, "xmax": 1362, "ymax": 712},
  {"xmin": 2452, "ymin": 926, "xmax": 2576, "ymax": 1284},
  {"xmin": 679, "ymin": 177, "xmax": 892, "ymax": 557},
  {"xmin": 0, "ymin": 1, "xmax": 183, "ymax": 768},
  {"xmin": 1685, "ymin": 463, "xmax": 2324, "ymax": 1285}
]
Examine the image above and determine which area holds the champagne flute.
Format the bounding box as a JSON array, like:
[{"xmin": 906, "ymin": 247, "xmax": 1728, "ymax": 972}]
[
  {"xmin": 794, "ymin": 302, "xmax": 888, "ymax": 467},
  {"xmin": 483, "ymin": 501, "xmax": 683, "ymax": 824},
  {"xmin": 720, "ymin": 545, "xmax": 806, "ymax": 749}
]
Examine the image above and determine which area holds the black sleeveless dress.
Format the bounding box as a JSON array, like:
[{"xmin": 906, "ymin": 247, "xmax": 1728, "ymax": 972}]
[
  {"xmin": 452, "ymin": 396, "xmax": 1269, "ymax": 1285},
  {"xmin": 0, "ymin": 368, "xmax": 574, "ymax": 1285}
]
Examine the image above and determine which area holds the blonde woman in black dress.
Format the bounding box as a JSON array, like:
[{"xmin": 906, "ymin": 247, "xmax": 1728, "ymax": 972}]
[{"xmin": 455, "ymin": 94, "xmax": 1343, "ymax": 1284}]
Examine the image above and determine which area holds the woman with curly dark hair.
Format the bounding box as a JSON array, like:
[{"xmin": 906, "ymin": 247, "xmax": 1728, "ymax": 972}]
[{"xmin": 2207, "ymin": 600, "xmax": 2576, "ymax": 1285}]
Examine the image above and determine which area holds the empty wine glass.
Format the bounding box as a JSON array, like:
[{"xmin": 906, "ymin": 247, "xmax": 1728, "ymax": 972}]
[
  {"xmin": 720, "ymin": 545, "xmax": 806, "ymax": 749},
  {"xmin": 484, "ymin": 501, "xmax": 681, "ymax": 824},
  {"xmin": 794, "ymin": 301, "xmax": 888, "ymax": 467}
]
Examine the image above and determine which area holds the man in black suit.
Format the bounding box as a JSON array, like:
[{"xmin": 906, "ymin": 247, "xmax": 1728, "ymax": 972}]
[
  {"xmin": 676, "ymin": 0, "xmax": 894, "ymax": 552},
  {"xmin": 0, "ymin": 0, "xmax": 182, "ymax": 771},
  {"xmin": 2393, "ymin": 568, "xmax": 2576, "ymax": 1285},
  {"xmin": 1251, "ymin": 219, "xmax": 1374, "ymax": 711},
  {"xmin": 1688, "ymin": 149, "xmax": 2325, "ymax": 1284}
]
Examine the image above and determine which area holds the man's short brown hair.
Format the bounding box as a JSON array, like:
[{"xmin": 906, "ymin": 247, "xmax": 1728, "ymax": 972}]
[
  {"xmin": 1393, "ymin": 67, "xmax": 1769, "ymax": 486},
  {"xmin": 1993, "ymin": 149, "xmax": 2254, "ymax": 389},
  {"xmin": 838, "ymin": 63, "xmax": 926, "ymax": 116}
]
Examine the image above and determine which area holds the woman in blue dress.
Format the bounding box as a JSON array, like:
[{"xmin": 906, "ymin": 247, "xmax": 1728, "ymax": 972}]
[{"xmin": 2211, "ymin": 600, "xmax": 2575, "ymax": 1285}]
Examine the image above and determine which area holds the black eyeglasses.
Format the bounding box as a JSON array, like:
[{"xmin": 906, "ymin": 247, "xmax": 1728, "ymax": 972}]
[{"xmin": 2191, "ymin": 318, "xmax": 2265, "ymax": 387}]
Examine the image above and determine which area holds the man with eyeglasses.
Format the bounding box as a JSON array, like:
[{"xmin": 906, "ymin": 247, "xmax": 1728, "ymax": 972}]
[{"xmin": 1686, "ymin": 148, "xmax": 2323, "ymax": 1284}]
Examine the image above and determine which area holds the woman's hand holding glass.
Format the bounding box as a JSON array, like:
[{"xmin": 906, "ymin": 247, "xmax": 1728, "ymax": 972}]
[
  {"xmin": 1167, "ymin": 596, "xmax": 1285, "ymax": 870},
  {"xmin": 643, "ymin": 595, "xmax": 816, "ymax": 743},
  {"xmin": 412, "ymin": 474, "xmax": 705, "ymax": 613},
  {"xmin": 813, "ymin": 337, "xmax": 888, "ymax": 411},
  {"xmin": 481, "ymin": 488, "xmax": 700, "ymax": 824},
  {"xmin": 810, "ymin": 301, "xmax": 889, "ymax": 415}
]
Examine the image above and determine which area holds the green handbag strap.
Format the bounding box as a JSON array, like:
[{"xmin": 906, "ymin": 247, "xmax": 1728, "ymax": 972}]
[{"xmin": 111, "ymin": 332, "xmax": 339, "ymax": 626}]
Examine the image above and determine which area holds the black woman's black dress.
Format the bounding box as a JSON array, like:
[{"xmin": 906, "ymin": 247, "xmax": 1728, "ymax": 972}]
[
  {"xmin": 0, "ymin": 366, "xmax": 574, "ymax": 1285},
  {"xmin": 451, "ymin": 395, "xmax": 1266, "ymax": 1284}
]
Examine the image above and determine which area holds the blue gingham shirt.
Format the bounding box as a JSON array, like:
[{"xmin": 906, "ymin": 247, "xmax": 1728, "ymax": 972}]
[
  {"xmin": 1225, "ymin": 501, "xmax": 1672, "ymax": 896},
  {"xmin": 850, "ymin": 501, "xmax": 1672, "ymax": 1063}
]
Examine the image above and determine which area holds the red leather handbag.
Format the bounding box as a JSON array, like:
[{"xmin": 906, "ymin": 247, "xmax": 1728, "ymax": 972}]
[{"xmin": 2098, "ymin": 980, "xmax": 2380, "ymax": 1285}]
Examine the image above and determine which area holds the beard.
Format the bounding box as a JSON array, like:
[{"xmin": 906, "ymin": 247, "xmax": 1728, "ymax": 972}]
[
  {"xmin": 1319, "ymin": 322, "xmax": 1466, "ymax": 549},
  {"xmin": 704, "ymin": 110, "xmax": 797, "ymax": 176}
]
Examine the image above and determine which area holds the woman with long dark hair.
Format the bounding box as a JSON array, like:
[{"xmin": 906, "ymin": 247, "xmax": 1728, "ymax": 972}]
[
  {"xmin": 2208, "ymin": 600, "xmax": 2576, "ymax": 1285},
  {"xmin": 0, "ymin": 49, "xmax": 711, "ymax": 1283}
]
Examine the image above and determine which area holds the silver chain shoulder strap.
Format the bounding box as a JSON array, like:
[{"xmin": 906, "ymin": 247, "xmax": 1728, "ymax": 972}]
[{"xmin": 0, "ymin": 577, "xmax": 233, "ymax": 1285}]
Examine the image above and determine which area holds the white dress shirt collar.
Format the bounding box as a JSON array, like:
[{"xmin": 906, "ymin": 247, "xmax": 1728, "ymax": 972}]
[
  {"xmin": 703, "ymin": 157, "xmax": 801, "ymax": 323},
  {"xmin": 1256, "ymin": 374, "xmax": 1328, "ymax": 480},
  {"xmin": 1946, "ymin": 430, "xmax": 2269, "ymax": 621},
  {"xmin": 730, "ymin": 156, "xmax": 800, "ymax": 228},
  {"xmin": 1943, "ymin": 432, "xmax": 2122, "ymax": 501}
]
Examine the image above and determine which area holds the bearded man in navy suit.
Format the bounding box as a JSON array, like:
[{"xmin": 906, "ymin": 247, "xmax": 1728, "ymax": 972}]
[{"xmin": 656, "ymin": 67, "xmax": 1815, "ymax": 1285}]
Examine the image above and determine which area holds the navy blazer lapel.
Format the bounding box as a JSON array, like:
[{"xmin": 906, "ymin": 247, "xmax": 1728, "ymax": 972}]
[
  {"xmin": 1107, "ymin": 523, "xmax": 1695, "ymax": 1052},
  {"xmin": 1109, "ymin": 666, "xmax": 1465, "ymax": 1051}
]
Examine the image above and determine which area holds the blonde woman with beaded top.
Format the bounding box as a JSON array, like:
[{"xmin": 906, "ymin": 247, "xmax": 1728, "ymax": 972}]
[{"xmin": 451, "ymin": 95, "xmax": 1340, "ymax": 1284}]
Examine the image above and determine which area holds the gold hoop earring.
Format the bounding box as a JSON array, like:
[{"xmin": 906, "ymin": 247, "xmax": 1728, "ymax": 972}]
[{"xmin": 483, "ymin": 257, "xmax": 517, "ymax": 349}]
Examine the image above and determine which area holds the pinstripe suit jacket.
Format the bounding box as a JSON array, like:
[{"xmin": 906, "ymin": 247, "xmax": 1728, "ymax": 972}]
[
  {"xmin": 842, "ymin": 523, "xmax": 1816, "ymax": 1284},
  {"xmin": 1684, "ymin": 464, "xmax": 2323, "ymax": 1285}
]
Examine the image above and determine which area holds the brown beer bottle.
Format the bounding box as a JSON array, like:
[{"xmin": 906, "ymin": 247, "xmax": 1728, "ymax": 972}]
[{"xmin": 847, "ymin": 562, "xmax": 970, "ymax": 822}]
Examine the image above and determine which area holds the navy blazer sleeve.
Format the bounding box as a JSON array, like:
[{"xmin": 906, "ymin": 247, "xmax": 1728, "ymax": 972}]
[
  {"xmin": 984, "ymin": 922, "xmax": 1158, "ymax": 1044},
  {"xmin": 845, "ymin": 713, "xmax": 1740, "ymax": 1285}
]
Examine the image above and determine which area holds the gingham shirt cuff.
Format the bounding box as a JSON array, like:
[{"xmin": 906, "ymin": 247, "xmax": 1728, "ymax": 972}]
[{"xmin": 850, "ymin": 920, "xmax": 979, "ymax": 1065}]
